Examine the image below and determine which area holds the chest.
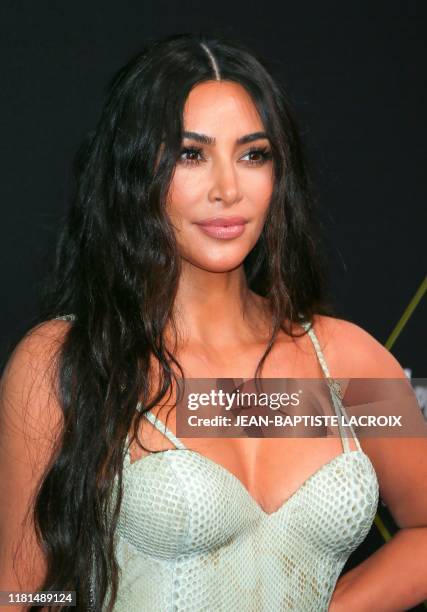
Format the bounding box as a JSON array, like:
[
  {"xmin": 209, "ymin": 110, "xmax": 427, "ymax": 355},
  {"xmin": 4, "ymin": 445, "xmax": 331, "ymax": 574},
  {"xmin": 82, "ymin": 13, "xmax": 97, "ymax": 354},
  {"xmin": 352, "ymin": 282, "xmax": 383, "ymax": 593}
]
[
  {"xmin": 116, "ymin": 449, "xmax": 379, "ymax": 560},
  {"xmin": 132, "ymin": 336, "xmax": 356, "ymax": 514}
]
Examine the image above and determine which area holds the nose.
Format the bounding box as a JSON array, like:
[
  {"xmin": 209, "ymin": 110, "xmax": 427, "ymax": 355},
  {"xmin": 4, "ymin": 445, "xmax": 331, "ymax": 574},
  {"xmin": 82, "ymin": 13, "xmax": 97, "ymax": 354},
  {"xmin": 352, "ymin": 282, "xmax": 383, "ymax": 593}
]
[{"xmin": 207, "ymin": 159, "xmax": 242, "ymax": 205}]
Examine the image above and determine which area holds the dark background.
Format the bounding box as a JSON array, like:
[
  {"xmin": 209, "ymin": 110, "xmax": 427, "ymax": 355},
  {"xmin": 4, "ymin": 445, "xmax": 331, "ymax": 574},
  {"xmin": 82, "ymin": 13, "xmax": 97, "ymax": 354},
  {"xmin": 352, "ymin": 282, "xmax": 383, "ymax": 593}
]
[
  {"xmin": 1, "ymin": 2, "xmax": 426, "ymax": 608},
  {"xmin": 1, "ymin": 2, "xmax": 425, "ymax": 374}
]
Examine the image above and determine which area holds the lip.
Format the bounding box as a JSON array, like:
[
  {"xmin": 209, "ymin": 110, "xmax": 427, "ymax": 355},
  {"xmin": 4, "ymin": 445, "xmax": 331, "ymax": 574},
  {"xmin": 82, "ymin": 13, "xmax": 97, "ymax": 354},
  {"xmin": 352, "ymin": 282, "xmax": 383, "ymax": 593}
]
[
  {"xmin": 194, "ymin": 216, "xmax": 248, "ymax": 240},
  {"xmin": 195, "ymin": 216, "xmax": 248, "ymax": 227}
]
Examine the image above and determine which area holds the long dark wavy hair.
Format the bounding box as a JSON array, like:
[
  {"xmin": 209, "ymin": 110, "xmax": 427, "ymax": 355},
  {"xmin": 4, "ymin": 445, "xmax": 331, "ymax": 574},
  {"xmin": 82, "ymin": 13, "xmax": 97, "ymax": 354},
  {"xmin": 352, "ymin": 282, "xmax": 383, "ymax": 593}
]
[{"xmin": 21, "ymin": 33, "xmax": 334, "ymax": 610}]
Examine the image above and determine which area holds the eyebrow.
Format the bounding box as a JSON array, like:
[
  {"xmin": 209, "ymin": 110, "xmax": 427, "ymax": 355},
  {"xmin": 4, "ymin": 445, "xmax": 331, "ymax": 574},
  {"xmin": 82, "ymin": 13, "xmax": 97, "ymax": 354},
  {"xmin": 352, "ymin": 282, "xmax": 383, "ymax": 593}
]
[{"xmin": 182, "ymin": 131, "xmax": 269, "ymax": 145}]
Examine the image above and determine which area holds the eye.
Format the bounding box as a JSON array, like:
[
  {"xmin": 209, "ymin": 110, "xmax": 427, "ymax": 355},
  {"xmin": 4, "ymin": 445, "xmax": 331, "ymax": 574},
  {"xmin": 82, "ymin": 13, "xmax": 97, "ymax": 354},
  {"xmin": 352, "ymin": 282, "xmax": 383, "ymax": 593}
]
[
  {"xmin": 178, "ymin": 146, "xmax": 205, "ymax": 165},
  {"xmin": 177, "ymin": 145, "xmax": 272, "ymax": 166},
  {"xmin": 240, "ymin": 147, "xmax": 273, "ymax": 165}
]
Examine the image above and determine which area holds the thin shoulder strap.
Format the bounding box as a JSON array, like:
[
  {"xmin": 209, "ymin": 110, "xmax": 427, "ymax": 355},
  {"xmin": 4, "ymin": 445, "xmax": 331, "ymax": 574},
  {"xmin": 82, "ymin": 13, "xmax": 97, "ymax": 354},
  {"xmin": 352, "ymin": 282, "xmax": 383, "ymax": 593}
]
[
  {"xmin": 54, "ymin": 313, "xmax": 77, "ymax": 321},
  {"xmin": 137, "ymin": 403, "xmax": 187, "ymax": 450},
  {"xmin": 300, "ymin": 320, "xmax": 362, "ymax": 452}
]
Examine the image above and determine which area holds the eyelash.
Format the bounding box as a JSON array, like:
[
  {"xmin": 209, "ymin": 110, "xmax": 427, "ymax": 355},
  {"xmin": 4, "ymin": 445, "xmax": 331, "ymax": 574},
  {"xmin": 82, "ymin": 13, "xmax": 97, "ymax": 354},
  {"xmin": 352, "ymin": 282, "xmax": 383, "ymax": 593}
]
[{"xmin": 178, "ymin": 146, "xmax": 273, "ymax": 166}]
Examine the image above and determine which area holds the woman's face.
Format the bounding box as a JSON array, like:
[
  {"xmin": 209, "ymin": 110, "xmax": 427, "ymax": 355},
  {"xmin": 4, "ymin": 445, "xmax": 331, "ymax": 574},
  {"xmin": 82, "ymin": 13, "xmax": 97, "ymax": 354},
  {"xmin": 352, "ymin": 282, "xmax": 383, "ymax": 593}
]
[{"xmin": 166, "ymin": 81, "xmax": 274, "ymax": 273}]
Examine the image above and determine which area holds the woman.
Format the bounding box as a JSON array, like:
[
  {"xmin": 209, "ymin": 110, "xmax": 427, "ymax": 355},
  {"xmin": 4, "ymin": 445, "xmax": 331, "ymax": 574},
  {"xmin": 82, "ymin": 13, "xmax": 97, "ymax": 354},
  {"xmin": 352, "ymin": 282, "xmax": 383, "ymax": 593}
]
[{"xmin": 0, "ymin": 33, "xmax": 426, "ymax": 611}]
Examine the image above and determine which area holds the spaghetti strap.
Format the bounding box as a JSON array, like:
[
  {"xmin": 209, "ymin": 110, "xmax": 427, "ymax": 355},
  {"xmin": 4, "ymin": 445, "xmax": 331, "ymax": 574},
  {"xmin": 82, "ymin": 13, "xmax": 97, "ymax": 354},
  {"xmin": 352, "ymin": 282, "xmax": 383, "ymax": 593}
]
[
  {"xmin": 137, "ymin": 403, "xmax": 188, "ymax": 450},
  {"xmin": 300, "ymin": 320, "xmax": 362, "ymax": 453},
  {"xmin": 54, "ymin": 313, "xmax": 77, "ymax": 322}
]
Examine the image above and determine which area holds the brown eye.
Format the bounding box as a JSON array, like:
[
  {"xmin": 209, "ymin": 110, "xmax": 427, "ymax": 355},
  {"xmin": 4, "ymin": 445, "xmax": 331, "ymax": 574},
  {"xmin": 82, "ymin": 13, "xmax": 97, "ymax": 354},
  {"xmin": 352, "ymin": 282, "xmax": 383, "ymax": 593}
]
[
  {"xmin": 241, "ymin": 147, "xmax": 272, "ymax": 165},
  {"xmin": 179, "ymin": 147, "xmax": 204, "ymax": 165}
]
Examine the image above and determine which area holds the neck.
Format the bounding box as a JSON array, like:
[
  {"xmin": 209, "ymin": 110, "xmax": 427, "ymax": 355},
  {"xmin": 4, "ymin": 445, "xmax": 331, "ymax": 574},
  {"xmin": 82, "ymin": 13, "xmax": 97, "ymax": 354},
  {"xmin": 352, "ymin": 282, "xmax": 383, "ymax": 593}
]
[{"xmin": 167, "ymin": 260, "xmax": 271, "ymax": 350}]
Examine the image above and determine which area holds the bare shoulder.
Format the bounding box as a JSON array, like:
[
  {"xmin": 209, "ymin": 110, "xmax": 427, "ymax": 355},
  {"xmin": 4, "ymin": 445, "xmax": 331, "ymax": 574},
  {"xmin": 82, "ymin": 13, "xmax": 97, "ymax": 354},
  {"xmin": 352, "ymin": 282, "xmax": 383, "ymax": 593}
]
[
  {"xmin": 0, "ymin": 318, "xmax": 72, "ymax": 439},
  {"xmin": 309, "ymin": 316, "xmax": 427, "ymax": 531},
  {"xmin": 309, "ymin": 314, "xmax": 406, "ymax": 378},
  {"xmin": 1, "ymin": 318, "xmax": 72, "ymax": 390},
  {"xmin": 2, "ymin": 317, "xmax": 72, "ymax": 375}
]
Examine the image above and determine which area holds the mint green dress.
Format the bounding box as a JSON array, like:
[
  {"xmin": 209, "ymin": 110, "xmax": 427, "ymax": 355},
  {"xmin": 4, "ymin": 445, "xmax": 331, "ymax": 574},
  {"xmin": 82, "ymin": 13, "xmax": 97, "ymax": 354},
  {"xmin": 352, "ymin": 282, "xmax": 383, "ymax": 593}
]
[
  {"xmin": 113, "ymin": 322, "xmax": 379, "ymax": 611},
  {"xmin": 55, "ymin": 315, "xmax": 379, "ymax": 611}
]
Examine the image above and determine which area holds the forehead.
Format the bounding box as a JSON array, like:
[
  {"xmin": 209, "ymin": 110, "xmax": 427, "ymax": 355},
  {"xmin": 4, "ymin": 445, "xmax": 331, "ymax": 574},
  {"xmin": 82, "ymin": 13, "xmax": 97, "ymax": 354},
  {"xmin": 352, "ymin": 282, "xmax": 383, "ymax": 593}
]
[{"xmin": 183, "ymin": 81, "xmax": 264, "ymax": 135}]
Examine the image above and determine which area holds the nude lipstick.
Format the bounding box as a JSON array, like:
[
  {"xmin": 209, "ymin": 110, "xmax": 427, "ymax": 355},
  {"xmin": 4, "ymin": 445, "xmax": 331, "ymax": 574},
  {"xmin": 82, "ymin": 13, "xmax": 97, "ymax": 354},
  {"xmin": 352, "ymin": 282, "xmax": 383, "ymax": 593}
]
[{"xmin": 195, "ymin": 216, "xmax": 248, "ymax": 239}]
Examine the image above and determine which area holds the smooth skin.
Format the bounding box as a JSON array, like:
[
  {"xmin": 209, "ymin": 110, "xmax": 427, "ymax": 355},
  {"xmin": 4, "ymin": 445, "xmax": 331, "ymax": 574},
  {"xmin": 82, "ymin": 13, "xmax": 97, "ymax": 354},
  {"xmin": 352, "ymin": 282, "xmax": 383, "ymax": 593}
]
[{"xmin": 0, "ymin": 81, "xmax": 426, "ymax": 611}]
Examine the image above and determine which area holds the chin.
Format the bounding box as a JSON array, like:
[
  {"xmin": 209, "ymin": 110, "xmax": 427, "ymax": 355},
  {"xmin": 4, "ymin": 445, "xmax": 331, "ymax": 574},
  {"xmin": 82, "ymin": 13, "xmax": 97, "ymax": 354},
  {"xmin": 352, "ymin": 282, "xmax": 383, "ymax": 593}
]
[
  {"xmin": 179, "ymin": 235, "xmax": 261, "ymax": 272},
  {"xmin": 185, "ymin": 255, "xmax": 247, "ymax": 273}
]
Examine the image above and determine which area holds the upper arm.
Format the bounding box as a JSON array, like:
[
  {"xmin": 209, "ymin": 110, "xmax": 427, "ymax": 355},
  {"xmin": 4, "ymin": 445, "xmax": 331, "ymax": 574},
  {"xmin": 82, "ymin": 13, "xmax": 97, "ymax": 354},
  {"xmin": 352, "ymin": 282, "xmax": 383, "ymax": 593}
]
[
  {"xmin": 0, "ymin": 319, "xmax": 70, "ymax": 593},
  {"xmin": 315, "ymin": 315, "xmax": 427, "ymax": 529}
]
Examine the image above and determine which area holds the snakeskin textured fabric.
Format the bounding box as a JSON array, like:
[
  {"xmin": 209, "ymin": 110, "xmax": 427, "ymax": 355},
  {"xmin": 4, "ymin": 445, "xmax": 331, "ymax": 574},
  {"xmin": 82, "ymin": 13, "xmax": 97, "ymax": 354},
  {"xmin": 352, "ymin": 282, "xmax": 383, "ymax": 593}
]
[{"xmin": 113, "ymin": 447, "xmax": 378, "ymax": 611}]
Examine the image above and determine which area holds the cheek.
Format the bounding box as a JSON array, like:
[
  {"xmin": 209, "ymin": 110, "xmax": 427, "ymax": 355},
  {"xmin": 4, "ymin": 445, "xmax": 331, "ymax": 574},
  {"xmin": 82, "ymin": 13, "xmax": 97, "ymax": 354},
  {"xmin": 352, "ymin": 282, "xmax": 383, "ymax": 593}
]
[
  {"xmin": 166, "ymin": 169, "xmax": 206, "ymax": 225},
  {"xmin": 243, "ymin": 168, "xmax": 274, "ymax": 215},
  {"xmin": 245, "ymin": 178, "xmax": 273, "ymax": 253}
]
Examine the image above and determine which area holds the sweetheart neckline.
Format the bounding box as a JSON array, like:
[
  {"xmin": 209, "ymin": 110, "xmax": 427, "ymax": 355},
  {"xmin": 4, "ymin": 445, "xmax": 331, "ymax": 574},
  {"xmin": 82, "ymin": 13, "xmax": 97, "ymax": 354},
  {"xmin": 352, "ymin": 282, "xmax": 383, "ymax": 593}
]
[{"xmin": 124, "ymin": 447, "xmax": 377, "ymax": 517}]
